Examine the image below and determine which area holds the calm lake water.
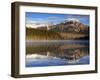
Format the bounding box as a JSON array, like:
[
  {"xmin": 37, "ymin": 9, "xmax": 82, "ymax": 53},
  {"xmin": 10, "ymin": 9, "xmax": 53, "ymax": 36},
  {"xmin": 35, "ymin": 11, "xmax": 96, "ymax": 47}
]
[{"xmin": 26, "ymin": 40, "xmax": 89, "ymax": 67}]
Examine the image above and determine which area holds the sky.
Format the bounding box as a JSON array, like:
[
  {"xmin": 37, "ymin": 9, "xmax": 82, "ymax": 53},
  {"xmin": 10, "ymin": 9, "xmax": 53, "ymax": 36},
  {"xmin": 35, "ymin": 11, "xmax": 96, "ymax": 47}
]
[{"xmin": 26, "ymin": 12, "xmax": 90, "ymax": 26}]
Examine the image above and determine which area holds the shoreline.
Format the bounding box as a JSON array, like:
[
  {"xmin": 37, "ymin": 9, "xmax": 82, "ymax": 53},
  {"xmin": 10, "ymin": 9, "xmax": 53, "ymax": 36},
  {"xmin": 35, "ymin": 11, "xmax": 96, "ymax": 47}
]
[{"xmin": 26, "ymin": 40, "xmax": 89, "ymax": 43}]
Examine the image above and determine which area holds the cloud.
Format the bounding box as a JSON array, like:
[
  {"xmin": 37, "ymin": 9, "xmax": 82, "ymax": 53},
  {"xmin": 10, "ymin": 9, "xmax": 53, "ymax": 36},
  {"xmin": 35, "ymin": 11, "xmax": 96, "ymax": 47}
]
[
  {"xmin": 26, "ymin": 18, "xmax": 46, "ymax": 24},
  {"xmin": 47, "ymin": 16, "xmax": 60, "ymax": 20},
  {"xmin": 67, "ymin": 14, "xmax": 89, "ymax": 18},
  {"xmin": 26, "ymin": 20, "xmax": 38, "ymax": 24},
  {"xmin": 46, "ymin": 16, "xmax": 66, "ymax": 24}
]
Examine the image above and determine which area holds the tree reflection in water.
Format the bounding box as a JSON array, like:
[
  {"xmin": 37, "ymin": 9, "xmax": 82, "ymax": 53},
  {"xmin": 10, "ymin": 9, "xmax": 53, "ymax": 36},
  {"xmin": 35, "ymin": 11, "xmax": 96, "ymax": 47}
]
[{"xmin": 26, "ymin": 40, "xmax": 89, "ymax": 66}]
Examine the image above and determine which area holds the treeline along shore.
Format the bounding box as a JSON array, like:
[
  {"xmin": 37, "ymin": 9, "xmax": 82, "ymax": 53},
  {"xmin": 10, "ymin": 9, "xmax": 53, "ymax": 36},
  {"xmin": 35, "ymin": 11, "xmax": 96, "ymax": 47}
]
[{"xmin": 26, "ymin": 28, "xmax": 89, "ymax": 40}]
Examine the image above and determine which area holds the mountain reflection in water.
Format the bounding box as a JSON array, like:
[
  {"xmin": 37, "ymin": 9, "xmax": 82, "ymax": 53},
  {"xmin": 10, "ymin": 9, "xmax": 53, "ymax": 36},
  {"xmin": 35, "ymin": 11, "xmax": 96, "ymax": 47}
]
[{"xmin": 26, "ymin": 40, "xmax": 89, "ymax": 67}]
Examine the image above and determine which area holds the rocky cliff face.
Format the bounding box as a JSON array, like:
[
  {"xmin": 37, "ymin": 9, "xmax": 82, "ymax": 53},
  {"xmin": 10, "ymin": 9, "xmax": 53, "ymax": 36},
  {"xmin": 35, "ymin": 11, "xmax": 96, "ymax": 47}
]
[{"xmin": 54, "ymin": 19, "xmax": 89, "ymax": 33}]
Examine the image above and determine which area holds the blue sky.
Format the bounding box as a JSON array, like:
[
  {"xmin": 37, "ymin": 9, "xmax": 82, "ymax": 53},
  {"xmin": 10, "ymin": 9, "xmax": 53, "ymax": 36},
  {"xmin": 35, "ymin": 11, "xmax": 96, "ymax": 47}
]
[{"xmin": 26, "ymin": 12, "xmax": 90, "ymax": 26}]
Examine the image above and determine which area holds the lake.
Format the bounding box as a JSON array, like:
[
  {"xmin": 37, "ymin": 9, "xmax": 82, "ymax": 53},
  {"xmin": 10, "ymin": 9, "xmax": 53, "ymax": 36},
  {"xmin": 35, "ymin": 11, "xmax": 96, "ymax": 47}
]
[{"xmin": 26, "ymin": 40, "xmax": 89, "ymax": 67}]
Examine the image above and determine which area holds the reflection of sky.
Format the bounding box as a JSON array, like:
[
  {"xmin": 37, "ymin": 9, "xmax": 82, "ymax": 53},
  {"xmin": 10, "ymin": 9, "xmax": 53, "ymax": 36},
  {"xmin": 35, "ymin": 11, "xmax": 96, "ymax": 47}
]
[{"xmin": 26, "ymin": 12, "xmax": 90, "ymax": 26}]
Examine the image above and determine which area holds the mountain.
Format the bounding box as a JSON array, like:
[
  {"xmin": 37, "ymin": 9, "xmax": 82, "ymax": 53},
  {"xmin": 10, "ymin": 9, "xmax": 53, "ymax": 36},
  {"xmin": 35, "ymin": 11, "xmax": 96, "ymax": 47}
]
[
  {"xmin": 26, "ymin": 19, "xmax": 89, "ymax": 40},
  {"xmin": 26, "ymin": 23, "xmax": 48, "ymax": 28},
  {"xmin": 26, "ymin": 22, "xmax": 54, "ymax": 30},
  {"xmin": 28, "ymin": 19, "xmax": 89, "ymax": 34},
  {"xmin": 51, "ymin": 19, "xmax": 89, "ymax": 34}
]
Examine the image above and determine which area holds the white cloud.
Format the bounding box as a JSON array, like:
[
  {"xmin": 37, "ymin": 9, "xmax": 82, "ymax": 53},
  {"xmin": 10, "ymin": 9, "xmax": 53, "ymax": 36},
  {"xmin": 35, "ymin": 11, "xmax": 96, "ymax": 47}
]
[
  {"xmin": 26, "ymin": 20, "xmax": 38, "ymax": 24},
  {"xmin": 47, "ymin": 16, "xmax": 59, "ymax": 20}
]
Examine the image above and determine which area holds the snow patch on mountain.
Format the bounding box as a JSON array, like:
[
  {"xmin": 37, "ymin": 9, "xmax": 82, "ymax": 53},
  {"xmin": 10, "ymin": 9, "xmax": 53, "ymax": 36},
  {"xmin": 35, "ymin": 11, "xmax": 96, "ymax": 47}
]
[{"xmin": 65, "ymin": 18, "xmax": 80, "ymax": 23}]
